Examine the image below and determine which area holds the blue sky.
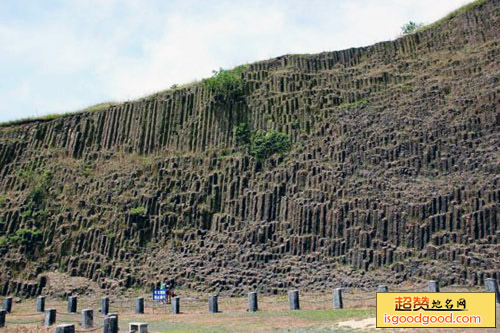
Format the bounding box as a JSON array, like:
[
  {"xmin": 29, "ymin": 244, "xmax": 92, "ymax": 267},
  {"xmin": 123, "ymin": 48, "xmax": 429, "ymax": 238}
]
[{"xmin": 0, "ymin": 0, "xmax": 469, "ymax": 122}]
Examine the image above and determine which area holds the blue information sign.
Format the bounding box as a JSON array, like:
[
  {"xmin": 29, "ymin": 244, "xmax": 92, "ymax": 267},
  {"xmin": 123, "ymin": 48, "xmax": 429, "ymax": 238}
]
[{"xmin": 153, "ymin": 289, "xmax": 167, "ymax": 301}]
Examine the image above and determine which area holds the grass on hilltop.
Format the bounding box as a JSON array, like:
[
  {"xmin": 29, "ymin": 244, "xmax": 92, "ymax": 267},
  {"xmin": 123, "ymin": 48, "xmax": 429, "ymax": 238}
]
[
  {"xmin": 0, "ymin": 102, "xmax": 118, "ymax": 128},
  {"xmin": 417, "ymin": 0, "xmax": 487, "ymax": 32}
]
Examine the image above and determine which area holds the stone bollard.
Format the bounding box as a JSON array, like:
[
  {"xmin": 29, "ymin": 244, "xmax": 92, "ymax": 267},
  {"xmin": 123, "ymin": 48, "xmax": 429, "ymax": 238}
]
[
  {"xmin": 0, "ymin": 309, "xmax": 5, "ymax": 328},
  {"xmin": 288, "ymin": 290, "xmax": 300, "ymax": 310},
  {"xmin": 55, "ymin": 323, "xmax": 75, "ymax": 333},
  {"xmin": 135, "ymin": 297, "xmax": 144, "ymax": 314},
  {"xmin": 209, "ymin": 295, "xmax": 218, "ymax": 313},
  {"xmin": 171, "ymin": 297, "xmax": 180, "ymax": 314},
  {"xmin": 377, "ymin": 285, "xmax": 388, "ymax": 292},
  {"xmin": 248, "ymin": 291, "xmax": 258, "ymax": 312},
  {"xmin": 67, "ymin": 296, "xmax": 77, "ymax": 313},
  {"xmin": 333, "ymin": 288, "xmax": 343, "ymax": 309},
  {"xmin": 82, "ymin": 309, "xmax": 93, "ymax": 328},
  {"xmin": 103, "ymin": 313, "xmax": 118, "ymax": 333},
  {"xmin": 2, "ymin": 297, "xmax": 12, "ymax": 313},
  {"xmin": 101, "ymin": 297, "xmax": 110, "ymax": 315},
  {"xmin": 36, "ymin": 296, "xmax": 45, "ymax": 313},
  {"xmin": 428, "ymin": 280, "xmax": 440, "ymax": 292},
  {"xmin": 45, "ymin": 309, "xmax": 57, "ymax": 326},
  {"xmin": 484, "ymin": 278, "xmax": 500, "ymax": 304},
  {"xmin": 130, "ymin": 322, "xmax": 148, "ymax": 332}
]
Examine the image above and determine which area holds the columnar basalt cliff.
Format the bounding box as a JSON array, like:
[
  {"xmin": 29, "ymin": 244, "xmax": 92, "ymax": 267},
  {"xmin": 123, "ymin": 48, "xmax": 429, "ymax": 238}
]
[{"xmin": 0, "ymin": 0, "xmax": 499, "ymax": 296}]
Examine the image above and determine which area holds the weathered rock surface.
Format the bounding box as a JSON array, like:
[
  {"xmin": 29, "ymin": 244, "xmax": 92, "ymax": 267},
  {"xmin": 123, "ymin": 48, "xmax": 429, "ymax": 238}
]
[{"xmin": 0, "ymin": 0, "xmax": 499, "ymax": 296}]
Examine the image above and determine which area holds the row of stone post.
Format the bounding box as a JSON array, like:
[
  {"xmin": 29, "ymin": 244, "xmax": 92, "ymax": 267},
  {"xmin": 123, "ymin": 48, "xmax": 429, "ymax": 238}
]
[
  {"xmin": 0, "ymin": 278, "xmax": 498, "ymax": 329},
  {"xmin": 122, "ymin": 278, "xmax": 500, "ymax": 316},
  {"xmin": 46, "ymin": 313, "xmax": 119, "ymax": 333}
]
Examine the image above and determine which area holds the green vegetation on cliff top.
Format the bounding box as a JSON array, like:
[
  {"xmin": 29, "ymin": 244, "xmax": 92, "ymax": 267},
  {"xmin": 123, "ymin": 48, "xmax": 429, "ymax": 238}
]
[
  {"xmin": 0, "ymin": 102, "xmax": 118, "ymax": 127},
  {"xmin": 418, "ymin": 0, "xmax": 486, "ymax": 32}
]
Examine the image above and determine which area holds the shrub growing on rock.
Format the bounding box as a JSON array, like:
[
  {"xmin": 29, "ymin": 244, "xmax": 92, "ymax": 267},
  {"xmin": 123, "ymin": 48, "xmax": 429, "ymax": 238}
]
[
  {"xmin": 203, "ymin": 65, "xmax": 248, "ymax": 102},
  {"xmin": 129, "ymin": 206, "xmax": 147, "ymax": 216},
  {"xmin": 250, "ymin": 130, "xmax": 291, "ymax": 160}
]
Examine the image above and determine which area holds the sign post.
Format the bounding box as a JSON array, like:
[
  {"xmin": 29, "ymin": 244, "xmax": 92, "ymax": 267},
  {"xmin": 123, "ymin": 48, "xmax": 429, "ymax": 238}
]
[{"xmin": 152, "ymin": 289, "xmax": 167, "ymax": 314}]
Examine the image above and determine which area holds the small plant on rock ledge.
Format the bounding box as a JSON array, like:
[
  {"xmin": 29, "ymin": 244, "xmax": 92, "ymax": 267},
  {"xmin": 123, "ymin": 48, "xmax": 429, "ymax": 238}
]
[
  {"xmin": 401, "ymin": 21, "xmax": 423, "ymax": 34},
  {"xmin": 250, "ymin": 130, "xmax": 291, "ymax": 160},
  {"xmin": 129, "ymin": 206, "xmax": 147, "ymax": 217}
]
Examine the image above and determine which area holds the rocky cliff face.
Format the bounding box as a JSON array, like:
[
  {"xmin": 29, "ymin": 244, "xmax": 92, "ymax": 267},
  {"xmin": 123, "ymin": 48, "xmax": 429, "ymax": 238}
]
[{"xmin": 0, "ymin": 0, "xmax": 499, "ymax": 297}]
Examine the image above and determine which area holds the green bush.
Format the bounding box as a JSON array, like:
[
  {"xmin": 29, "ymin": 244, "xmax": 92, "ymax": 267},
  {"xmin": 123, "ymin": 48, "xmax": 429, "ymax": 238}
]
[
  {"xmin": 203, "ymin": 65, "xmax": 248, "ymax": 102},
  {"xmin": 250, "ymin": 130, "xmax": 291, "ymax": 160},
  {"xmin": 7, "ymin": 228, "xmax": 42, "ymax": 245},
  {"xmin": 129, "ymin": 206, "xmax": 147, "ymax": 216},
  {"xmin": 235, "ymin": 122, "xmax": 251, "ymax": 146},
  {"xmin": 401, "ymin": 21, "xmax": 423, "ymax": 34},
  {"xmin": 29, "ymin": 169, "xmax": 52, "ymax": 206}
]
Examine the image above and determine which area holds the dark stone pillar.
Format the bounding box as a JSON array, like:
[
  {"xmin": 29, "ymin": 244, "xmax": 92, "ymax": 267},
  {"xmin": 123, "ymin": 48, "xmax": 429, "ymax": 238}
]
[
  {"xmin": 377, "ymin": 285, "xmax": 388, "ymax": 292},
  {"xmin": 428, "ymin": 280, "xmax": 440, "ymax": 292},
  {"xmin": 484, "ymin": 278, "xmax": 500, "ymax": 304},
  {"xmin": 171, "ymin": 297, "xmax": 180, "ymax": 314},
  {"xmin": 2, "ymin": 297, "xmax": 12, "ymax": 313},
  {"xmin": 135, "ymin": 297, "xmax": 144, "ymax": 314},
  {"xmin": 55, "ymin": 324, "xmax": 75, "ymax": 333},
  {"xmin": 248, "ymin": 292, "xmax": 258, "ymax": 312},
  {"xmin": 288, "ymin": 290, "xmax": 299, "ymax": 310},
  {"xmin": 0, "ymin": 309, "xmax": 5, "ymax": 328},
  {"xmin": 36, "ymin": 296, "xmax": 45, "ymax": 313},
  {"xmin": 103, "ymin": 313, "xmax": 118, "ymax": 333},
  {"xmin": 333, "ymin": 288, "xmax": 343, "ymax": 309},
  {"xmin": 67, "ymin": 296, "xmax": 77, "ymax": 313},
  {"xmin": 101, "ymin": 297, "xmax": 110, "ymax": 315},
  {"xmin": 82, "ymin": 309, "xmax": 93, "ymax": 328},
  {"xmin": 209, "ymin": 295, "xmax": 218, "ymax": 313},
  {"xmin": 44, "ymin": 309, "xmax": 57, "ymax": 327}
]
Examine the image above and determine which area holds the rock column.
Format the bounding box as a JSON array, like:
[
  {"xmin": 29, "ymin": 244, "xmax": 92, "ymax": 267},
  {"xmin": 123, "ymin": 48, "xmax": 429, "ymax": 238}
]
[
  {"xmin": 248, "ymin": 292, "xmax": 258, "ymax": 312},
  {"xmin": 288, "ymin": 290, "xmax": 299, "ymax": 310}
]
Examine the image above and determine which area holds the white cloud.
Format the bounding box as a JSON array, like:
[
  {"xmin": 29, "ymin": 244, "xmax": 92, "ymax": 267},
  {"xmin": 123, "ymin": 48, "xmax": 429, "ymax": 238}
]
[{"xmin": 0, "ymin": 0, "xmax": 468, "ymax": 122}]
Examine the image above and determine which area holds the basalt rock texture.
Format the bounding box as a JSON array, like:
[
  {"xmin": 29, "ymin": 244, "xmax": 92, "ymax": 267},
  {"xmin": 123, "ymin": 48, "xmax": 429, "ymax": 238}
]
[{"xmin": 0, "ymin": 0, "xmax": 499, "ymax": 296}]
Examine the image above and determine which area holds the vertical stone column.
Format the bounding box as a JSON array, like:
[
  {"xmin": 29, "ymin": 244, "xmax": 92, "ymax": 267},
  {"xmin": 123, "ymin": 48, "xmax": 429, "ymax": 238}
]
[
  {"xmin": 171, "ymin": 297, "xmax": 180, "ymax": 314},
  {"xmin": 101, "ymin": 297, "xmax": 110, "ymax": 315},
  {"xmin": 135, "ymin": 297, "xmax": 144, "ymax": 314},
  {"xmin": 0, "ymin": 309, "xmax": 6, "ymax": 328},
  {"xmin": 44, "ymin": 309, "xmax": 57, "ymax": 327},
  {"xmin": 377, "ymin": 285, "xmax": 388, "ymax": 292},
  {"xmin": 36, "ymin": 296, "xmax": 45, "ymax": 313},
  {"xmin": 104, "ymin": 313, "xmax": 118, "ymax": 333},
  {"xmin": 82, "ymin": 309, "xmax": 93, "ymax": 328},
  {"xmin": 484, "ymin": 278, "xmax": 500, "ymax": 304},
  {"xmin": 208, "ymin": 295, "xmax": 218, "ymax": 313},
  {"xmin": 55, "ymin": 324, "xmax": 75, "ymax": 333},
  {"xmin": 248, "ymin": 292, "xmax": 258, "ymax": 312},
  {"xmin": 2, "ymin": 297, "xmax": 12, "ymax": 313},
  {"xmin": 428, "ymin": 280, "xmax": 440, "ymax": 292},
  {"xmin": 288, "ymin": 290, "xmax": 299, "ymax": 310},
  {"xmin": 67, "ymin": 296, "xmax": 77, "ymax": 313},
  {"xmin": 333, "ymin": 288, "xmax": 343, "ymax": 309}
]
